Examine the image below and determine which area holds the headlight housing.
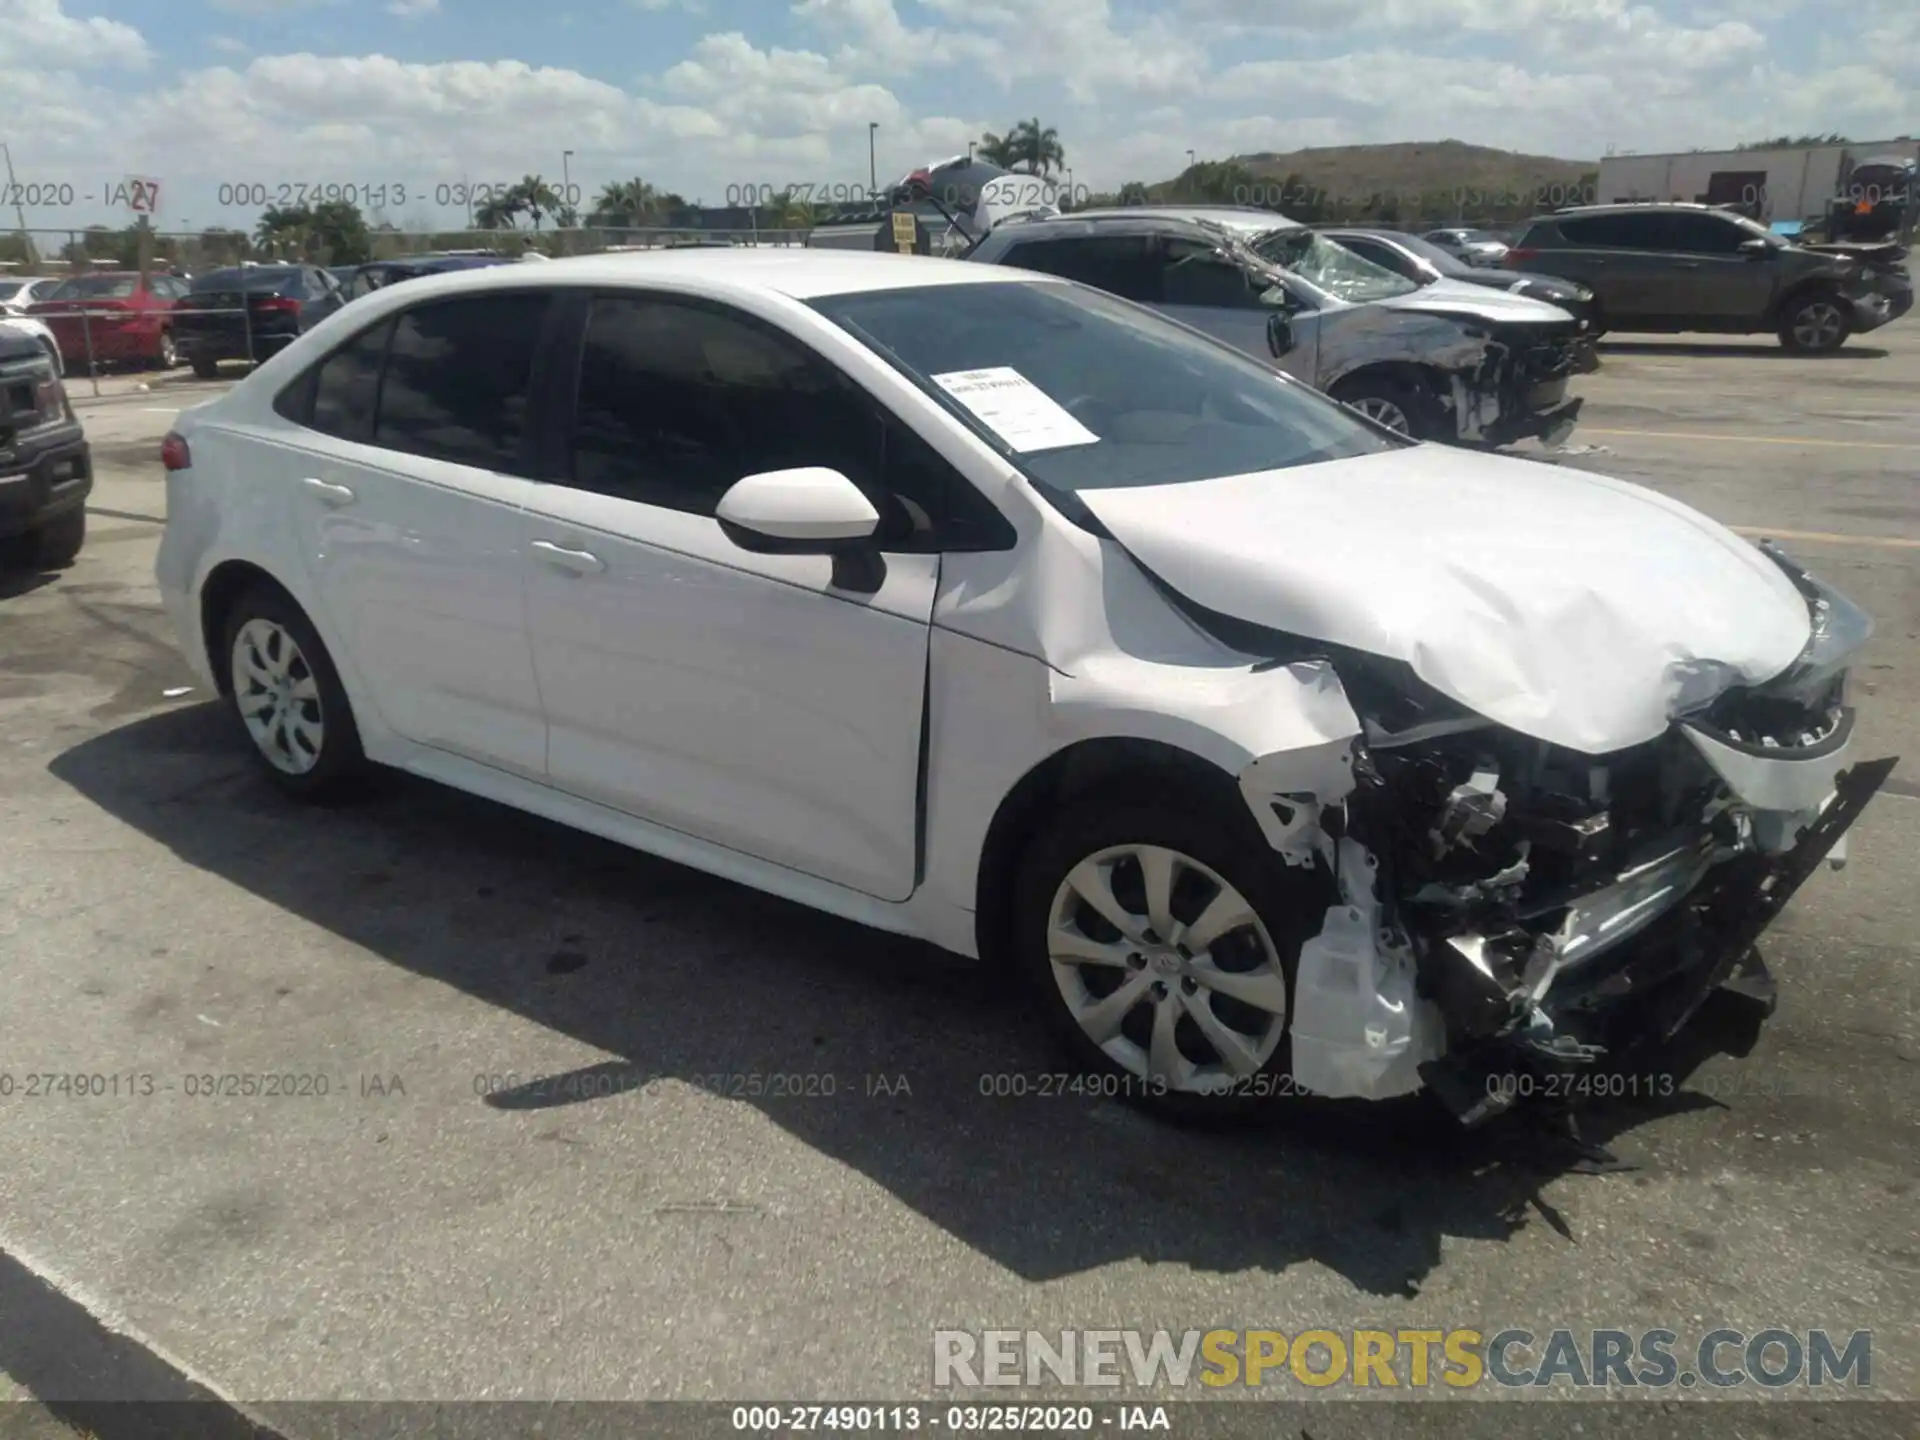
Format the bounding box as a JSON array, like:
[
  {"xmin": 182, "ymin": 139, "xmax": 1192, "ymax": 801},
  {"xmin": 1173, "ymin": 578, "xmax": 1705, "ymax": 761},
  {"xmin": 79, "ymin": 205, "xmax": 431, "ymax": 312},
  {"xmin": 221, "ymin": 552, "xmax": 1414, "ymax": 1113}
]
[{"xmin": 1758, "ymin": 542, "xmax": 1874, "ymax": 705}]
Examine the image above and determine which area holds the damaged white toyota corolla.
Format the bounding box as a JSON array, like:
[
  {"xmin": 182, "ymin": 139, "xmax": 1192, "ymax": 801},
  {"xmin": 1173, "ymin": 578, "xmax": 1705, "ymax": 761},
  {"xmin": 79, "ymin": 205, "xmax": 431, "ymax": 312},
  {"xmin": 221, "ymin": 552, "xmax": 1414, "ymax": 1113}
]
[{"xmin": 155, "ymin": 251, "xmax": 1893, "ymax": 1125}]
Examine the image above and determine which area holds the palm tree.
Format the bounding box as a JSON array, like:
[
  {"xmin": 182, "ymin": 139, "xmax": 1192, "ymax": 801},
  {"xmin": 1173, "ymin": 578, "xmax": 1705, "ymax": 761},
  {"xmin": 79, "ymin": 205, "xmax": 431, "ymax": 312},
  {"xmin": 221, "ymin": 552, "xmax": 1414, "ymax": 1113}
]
[
  {"xmin": 975, "ymin": 130, "xmax": 1019, "ymax": 168},
  {"xmin": 513, "ymin": 174, "xmax": 562, "ymax": 230},
  {"xmin": 589, "ymin": 177, "xmax": 667, "ymax": 229},
  {"xmin": 1008, "ymin": 118, "xmax": 1065, "ymax": 176},
  {"xmin": 473, "ymin": 190, "xmax": 522, "ymax": 229},
  {"xmin": 768, "ymin": 188, "xmax": 816, "ymax": 231}
]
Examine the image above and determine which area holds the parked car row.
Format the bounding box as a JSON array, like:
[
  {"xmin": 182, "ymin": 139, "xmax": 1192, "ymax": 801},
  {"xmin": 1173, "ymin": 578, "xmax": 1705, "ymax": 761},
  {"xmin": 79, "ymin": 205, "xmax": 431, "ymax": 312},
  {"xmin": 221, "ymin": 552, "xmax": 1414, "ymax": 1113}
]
[{"xmin": 152, "ymin": 248, "xmax": 1890, "ymax": 1127}]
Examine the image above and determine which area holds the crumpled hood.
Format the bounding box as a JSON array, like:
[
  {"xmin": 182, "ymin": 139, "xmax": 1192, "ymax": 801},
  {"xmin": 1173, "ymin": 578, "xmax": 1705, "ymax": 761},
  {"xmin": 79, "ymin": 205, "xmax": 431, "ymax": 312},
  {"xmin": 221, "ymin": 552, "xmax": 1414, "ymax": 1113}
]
[
  {"xmin": 1372, "ymin": 280, "xmax": 1576, "ymax": 325},
  {"xmin": 1077, "ymin": 445, "xmax": 1814, "ymax": 753}
]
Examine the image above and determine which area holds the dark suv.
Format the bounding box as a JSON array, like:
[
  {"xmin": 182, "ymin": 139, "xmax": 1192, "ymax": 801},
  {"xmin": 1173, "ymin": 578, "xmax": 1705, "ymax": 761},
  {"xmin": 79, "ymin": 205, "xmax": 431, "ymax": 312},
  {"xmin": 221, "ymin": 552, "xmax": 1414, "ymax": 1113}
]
[{"xmin": 1506, "ymin": 203, "xmax": 1913, "ymax": 352}]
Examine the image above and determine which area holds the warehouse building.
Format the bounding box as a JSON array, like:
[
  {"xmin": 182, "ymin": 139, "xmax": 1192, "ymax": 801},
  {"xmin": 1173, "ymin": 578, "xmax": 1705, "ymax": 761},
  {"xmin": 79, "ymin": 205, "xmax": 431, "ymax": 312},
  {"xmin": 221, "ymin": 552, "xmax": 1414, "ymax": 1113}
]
[{"xmin": 1596, "ymin": 139, "xmax": 1918, "ymax": 225}]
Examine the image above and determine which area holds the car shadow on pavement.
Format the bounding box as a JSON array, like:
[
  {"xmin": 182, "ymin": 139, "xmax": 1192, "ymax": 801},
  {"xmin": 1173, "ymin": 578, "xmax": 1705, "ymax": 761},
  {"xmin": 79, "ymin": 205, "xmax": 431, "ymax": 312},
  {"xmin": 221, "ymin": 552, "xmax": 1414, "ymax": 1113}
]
[
  {"xmin": 51, "ymin": 704, "xmax": 1751, "ymax": 1299},
  {"xmin": 1595, "ymin": 340, "xmax": 1892, "ymax": 360}
]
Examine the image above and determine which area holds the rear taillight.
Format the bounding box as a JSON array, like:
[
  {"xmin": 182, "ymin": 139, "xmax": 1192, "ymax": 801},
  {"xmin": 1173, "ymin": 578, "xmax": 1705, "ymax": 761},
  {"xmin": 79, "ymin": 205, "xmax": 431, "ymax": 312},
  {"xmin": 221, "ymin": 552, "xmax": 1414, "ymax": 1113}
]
[
  {"xmin": 253, "ymin": 297, "xmax": 302, "ymax": 315},
  {"xmin": 161, "ymin": 432, "xmax": 191, "ymax": 471},
  {"xmin": 1504, "ymin": 247, "xmax": 1538, "ymax": 266}
]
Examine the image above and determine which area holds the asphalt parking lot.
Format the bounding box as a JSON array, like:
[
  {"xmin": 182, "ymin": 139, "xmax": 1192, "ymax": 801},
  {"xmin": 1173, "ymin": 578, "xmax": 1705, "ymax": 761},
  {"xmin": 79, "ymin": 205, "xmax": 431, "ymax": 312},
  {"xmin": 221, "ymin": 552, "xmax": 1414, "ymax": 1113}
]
[{"xmin": 1, "ymin": 337, "xmax": 1917, "ymax": 1434}]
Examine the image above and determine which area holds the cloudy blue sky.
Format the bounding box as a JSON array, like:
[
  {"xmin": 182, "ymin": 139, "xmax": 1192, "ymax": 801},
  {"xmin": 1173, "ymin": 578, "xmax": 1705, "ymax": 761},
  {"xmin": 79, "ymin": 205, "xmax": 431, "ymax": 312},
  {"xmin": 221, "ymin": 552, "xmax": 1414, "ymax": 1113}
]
[{"xmin": 2, "ymin": 0, "xmax": 1914, "ymax": 233}]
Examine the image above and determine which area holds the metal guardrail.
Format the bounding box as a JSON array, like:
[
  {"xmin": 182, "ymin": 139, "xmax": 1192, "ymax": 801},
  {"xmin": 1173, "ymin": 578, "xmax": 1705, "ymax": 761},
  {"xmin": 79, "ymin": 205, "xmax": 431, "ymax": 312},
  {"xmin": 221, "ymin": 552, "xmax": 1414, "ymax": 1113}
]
[{"xmin": 40, "ymin": 302, "xmax": 256, "ymax": 397}]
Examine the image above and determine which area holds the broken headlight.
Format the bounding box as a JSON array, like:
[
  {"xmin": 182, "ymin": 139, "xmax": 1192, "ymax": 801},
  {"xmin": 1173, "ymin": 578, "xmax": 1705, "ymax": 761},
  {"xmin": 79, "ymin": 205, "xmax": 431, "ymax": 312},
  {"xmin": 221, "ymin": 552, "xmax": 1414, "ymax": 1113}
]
[{"xmin": 1756, "ymin": 541, "xmax": 1873, "ymax": 707}]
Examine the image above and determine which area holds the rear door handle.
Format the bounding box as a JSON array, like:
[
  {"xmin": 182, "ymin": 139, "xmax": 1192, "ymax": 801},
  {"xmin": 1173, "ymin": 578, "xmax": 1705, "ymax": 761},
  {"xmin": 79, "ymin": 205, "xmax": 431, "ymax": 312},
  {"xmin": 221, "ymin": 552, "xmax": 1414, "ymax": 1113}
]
[
  {"xmin": 531, "ymin": 539, "xmax": 605, "ymax": 575},
  {"xmin": 301, "ymin": 477, "xmax": 356, "ymax": 506}
]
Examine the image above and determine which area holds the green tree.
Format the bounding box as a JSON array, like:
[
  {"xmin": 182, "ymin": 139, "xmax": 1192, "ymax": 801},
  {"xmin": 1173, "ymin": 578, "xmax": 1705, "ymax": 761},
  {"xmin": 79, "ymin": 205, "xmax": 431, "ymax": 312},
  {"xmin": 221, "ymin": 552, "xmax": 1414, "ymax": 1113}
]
[
  {"xmin": 308, "ymin": 199, "xmax": 372, "ymax": 263},
  {"xmin": 588, "ymin": 177, "xmax": 669, "ymax": 228},
  {"xmin": 1739, "ymin": 132, "xmax": 1849, "ymax": 150},
  {"xmin": 473, "ymin": 190, "xmax": 522, "ymax": 229},
  {"xmin": 254, "ymin": 204, "xmax": 313, "ymax": 257},
  {"xmin": 1117, "ymin": 180, "xmax": 1149, "ymax": 206},
  {"xmin": 515, "ymin": 174, "xmax": 563, "ymax": 229},
  {"xmin": 975, "ymin": 130, "xmax": 1019, "ymax": 168},
  {"xmin": 1005, "ymin": 117, "xmax": 1065, "ymax": 175}
]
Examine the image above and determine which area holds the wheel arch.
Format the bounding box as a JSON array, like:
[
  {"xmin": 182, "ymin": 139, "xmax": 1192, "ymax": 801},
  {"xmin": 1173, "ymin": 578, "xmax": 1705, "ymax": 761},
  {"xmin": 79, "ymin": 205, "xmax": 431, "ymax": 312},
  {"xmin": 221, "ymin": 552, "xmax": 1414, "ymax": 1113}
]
[
  {"xmin": 1766, "ymin": 275, "xmax": 1844, "ymax": 327},
  {"xmin": 199, "ymin": 559, "xmax": 296, "ymax": 696},
  {"xmin": 971, "ymin": 736, "xmax": 1248, "ymax": 968},
  {"xmin": 1326, "ymin": 358, "xmax": 1447, "ymax": 399}
]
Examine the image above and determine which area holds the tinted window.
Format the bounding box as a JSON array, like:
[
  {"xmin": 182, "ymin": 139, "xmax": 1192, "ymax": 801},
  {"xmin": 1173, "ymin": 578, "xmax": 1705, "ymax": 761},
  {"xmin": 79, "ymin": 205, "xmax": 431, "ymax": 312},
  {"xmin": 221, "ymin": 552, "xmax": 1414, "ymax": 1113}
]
[
  {"xmin": 565, "ymin": 294, "xmax": 1009, "ymax": 549},
  {"xmin": 299, "ymin": 320, "xmax": 391, "ymax": 440},
  {"xmin": 997, "ymin": 235, "xmax": 1162, "ymax": 301},
  {"xmin": 813, "ymin": 280, "xmax": 1393, "ymax": 494},
  {"xmin": 191, "ymin": 267, "xmax": 302, "ymax": 294},
  {"xmin": 1654, "ymin": 212, "xmax": 1748, "ymax": 255},
  {"xmin": 1160, "ymin": 239, "xmax": 1261, "ymax": 308},
  {"xmin": 1557, "ymin": 212, "xmax": 1661, "ymax": 248},
  {"xmin": 374, "ymin": 293, "xmax": 549, "ymax": 472},
  {"xmin": 1330, "ymin": 236, "xmax": 1413, "ymax": 276}
]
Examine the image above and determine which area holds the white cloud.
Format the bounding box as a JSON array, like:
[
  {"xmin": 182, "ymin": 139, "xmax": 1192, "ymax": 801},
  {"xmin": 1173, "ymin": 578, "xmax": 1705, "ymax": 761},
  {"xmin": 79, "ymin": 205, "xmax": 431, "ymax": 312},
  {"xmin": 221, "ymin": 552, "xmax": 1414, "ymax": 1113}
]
[
  {"xmin": 3, "ymin": 0, "xmax": 1914, "ymax": 234},
  {"xmin": 0, "ymin": 0, "xmax": 147, "ymax": 68},
  {"xmin": 388, "ymin": 0, "xmax": 440, "ymax": 16}
]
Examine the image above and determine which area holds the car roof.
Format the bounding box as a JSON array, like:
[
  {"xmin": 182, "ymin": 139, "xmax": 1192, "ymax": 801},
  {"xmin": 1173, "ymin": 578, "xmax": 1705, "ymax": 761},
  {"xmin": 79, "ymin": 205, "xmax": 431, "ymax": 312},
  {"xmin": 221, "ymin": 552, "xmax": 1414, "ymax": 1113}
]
[
  {"xmin": 338, "ymin": 247, "xmax": 1048, "ymax": 303},
  {"xmin": 1061, "ymin": 204, "xmax": 1299, "ymax": 234},
  {"xmin": 1533, "ymin": 201, "xmax": 1725, "ymax": 219}
]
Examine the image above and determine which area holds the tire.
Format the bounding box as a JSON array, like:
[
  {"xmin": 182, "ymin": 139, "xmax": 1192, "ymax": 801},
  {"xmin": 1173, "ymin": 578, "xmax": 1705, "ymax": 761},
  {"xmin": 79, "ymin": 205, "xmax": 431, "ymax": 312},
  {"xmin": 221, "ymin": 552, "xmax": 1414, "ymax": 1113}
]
[
  {"xmin": 1010, "ymin": 780, "xmax": 1336, "ymax": 1122},
  {"xmin": 219, "ymin": 582, "xmax": 368, "ymax": 801},
  {"xmin": 152, "ymin": 330, "xmax": 178, "ymax": 370},
  {"xmin": 191, "ymin": 356, "xmax": 220, "ymax": 379},
  {"xmin": 1777, "ymin": 291, "xmax": 1852, "ymax": 354},
  {"xmin": 1331, "ymin": 374, "xmax": 1445, "ymax": 440},
  {"xmin": 29, "ymin": 507, "xmax": 86, "ymax": 569}
]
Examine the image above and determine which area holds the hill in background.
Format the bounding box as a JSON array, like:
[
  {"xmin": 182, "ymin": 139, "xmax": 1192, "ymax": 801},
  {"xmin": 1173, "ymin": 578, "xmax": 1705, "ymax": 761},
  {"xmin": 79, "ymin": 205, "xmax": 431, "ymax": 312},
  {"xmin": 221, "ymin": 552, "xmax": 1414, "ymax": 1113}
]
[{"xmin": 1121, "ymin": 139, "xmax": 1601, "ymax": 224}]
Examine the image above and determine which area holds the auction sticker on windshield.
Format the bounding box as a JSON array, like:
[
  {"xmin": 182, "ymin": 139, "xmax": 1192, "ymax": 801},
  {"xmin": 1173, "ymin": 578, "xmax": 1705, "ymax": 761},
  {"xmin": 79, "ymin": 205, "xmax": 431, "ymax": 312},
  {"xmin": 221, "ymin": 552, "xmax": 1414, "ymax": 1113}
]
[{"xmin": 932, "ymin": 367, "xmax": 1099, "ymax": 452}]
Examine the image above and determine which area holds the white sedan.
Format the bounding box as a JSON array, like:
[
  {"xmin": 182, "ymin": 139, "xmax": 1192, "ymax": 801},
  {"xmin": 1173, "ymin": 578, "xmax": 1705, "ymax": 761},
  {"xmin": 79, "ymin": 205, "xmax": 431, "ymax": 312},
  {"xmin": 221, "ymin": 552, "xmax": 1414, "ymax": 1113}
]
[{"xmin": 155, "ymin": 249, "xmax": 1888, "ymax": 1123}]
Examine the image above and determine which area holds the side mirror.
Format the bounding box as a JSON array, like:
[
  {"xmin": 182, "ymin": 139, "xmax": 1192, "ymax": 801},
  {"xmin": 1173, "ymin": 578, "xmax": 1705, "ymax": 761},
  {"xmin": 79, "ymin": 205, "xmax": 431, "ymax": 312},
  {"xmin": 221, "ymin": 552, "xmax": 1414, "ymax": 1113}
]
[
  {"xmin": 717, "ymin": 467, "xmax": 879, "ymax": 548},
  {"xmin": 1266, "ymin": 310, "xmax": 1296, "ymax": 358},
  {"xmin": 717, "ymin": 466, "xmax": 887, "ymax": 591},
  {"xmin": 1739, "ymin": 237, "xmax": 1771, "ymax": 257}
]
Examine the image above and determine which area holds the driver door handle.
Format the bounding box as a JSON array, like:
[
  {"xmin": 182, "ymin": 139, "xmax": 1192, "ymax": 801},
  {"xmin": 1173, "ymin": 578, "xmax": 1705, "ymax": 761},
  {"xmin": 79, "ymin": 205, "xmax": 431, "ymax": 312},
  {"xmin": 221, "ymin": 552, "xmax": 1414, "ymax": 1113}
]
[
  {"xmin": 531, "ymin": 539, "xmax": 605, "ymax": 575},
  {"xmin": 301, "ymin": 477, "xmax": 356, "ymax": 506}
]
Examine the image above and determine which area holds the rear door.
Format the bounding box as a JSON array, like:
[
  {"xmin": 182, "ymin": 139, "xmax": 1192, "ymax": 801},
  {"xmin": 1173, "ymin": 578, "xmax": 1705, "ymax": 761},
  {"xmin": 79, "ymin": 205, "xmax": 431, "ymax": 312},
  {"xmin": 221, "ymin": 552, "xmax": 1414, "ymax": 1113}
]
[
  {"xmin": 1550, "ymin": 212, "xmax": 1672, "ymax": 320},
  {"xmin": 278, "ymin": 291, "xmax": 556, "ymax": 777},
  {"xmin": 517, "ymin": 290, "xmax": 944, "ymax": 901}
]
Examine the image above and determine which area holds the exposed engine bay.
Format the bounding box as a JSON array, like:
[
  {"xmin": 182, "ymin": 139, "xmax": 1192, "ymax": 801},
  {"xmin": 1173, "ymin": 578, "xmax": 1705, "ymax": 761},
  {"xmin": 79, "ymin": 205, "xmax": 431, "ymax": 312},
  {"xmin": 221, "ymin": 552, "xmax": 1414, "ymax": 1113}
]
[{"xmin": 1197, "ymin": 545, "xmax": 1894, "ymax": 1125}]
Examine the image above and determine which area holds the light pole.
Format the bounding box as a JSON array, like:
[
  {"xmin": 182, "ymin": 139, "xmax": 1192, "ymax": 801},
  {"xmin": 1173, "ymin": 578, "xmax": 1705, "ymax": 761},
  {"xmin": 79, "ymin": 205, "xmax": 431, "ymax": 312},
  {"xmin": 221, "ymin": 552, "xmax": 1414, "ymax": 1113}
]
[
  {"xmin": 868, "ymin": 122, "xmax": 879, "ymax": 201},
  {"xmin": 967, "ymin": 140, "xmax": 975, "ymax": 162},
  {"xmin": 562, "ymin": 150, "xmax": 574, "ymax": 225}
]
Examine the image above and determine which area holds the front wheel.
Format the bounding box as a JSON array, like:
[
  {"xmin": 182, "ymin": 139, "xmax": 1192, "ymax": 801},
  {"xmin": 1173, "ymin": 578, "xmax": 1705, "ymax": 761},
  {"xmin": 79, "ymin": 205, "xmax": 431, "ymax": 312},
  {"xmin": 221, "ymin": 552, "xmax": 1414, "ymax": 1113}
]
[
  {"xmin": 1331, "ymin": 375, "xmax": 1445, "ymax": 440},
  {"xmin": 30, "ymin": 507, "xmax": 86, "ymax": 569},
  {"xmin": 220, "ymin": 584, "xmax": 368, "ymax": 800},
  {"xmin": 1011, "ymin": 787, "xmax": 1333, "ymax": 1120},
  {"xmin": 1777, "ymin": 293, "xmax": 1852, "ymax": 354}
]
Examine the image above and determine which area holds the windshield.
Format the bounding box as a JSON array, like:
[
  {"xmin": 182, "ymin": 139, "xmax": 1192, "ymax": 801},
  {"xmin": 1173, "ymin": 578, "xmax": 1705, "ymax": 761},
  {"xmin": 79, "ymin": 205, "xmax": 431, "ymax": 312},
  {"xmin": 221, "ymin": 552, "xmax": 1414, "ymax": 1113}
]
[
  {"xmin": 811, "ymin": 279, "xmax": 1394, "ymax": 492},
  {"xmin": 1246, "ymin": 227, "xmax": 1420, "ymax": 301},
  {"xmin": 47, "ymin": 275, "xmax": 138, "ymax": 300}
]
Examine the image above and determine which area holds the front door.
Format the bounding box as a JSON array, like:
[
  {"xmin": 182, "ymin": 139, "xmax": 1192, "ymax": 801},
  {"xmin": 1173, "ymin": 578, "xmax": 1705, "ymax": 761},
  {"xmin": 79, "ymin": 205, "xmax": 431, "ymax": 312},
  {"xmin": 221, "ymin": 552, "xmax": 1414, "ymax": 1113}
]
[{"xmin": 520, "ymin": 292, "xmax": 935, "ymax": 902}]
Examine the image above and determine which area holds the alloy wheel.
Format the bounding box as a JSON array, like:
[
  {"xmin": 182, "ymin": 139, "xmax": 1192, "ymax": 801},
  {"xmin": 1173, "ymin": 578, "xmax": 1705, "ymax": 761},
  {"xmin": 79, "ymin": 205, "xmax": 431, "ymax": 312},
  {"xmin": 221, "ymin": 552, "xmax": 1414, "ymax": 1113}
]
[
  {"xmin": 1791, "ymin": 301, "xmax": 1846, "ymax": 351},
  {"xmin": 156, "ymin": 331, "xmax": 177, "ymax": 368},
  {"xmin": 1046, "ymin": 844, "xmax": 1289, "ymax": 1093},
  {"xmin": 1349, "ymin": 396, "xmax": 1412, "ymax": 433},
  {"xmin": 231, "ymin": 617, "xmax": 325, "ymax": 775}
]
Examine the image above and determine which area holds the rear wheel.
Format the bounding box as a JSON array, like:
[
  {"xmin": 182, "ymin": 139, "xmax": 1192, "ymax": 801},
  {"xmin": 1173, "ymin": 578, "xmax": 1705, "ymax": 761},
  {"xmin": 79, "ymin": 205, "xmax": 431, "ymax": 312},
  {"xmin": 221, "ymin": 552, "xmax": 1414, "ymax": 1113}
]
[
  {"xmin": 1011, "ymin": 784, "xmax": 1333, "ymax": 1120},
  {"xmin": 219, "ymin": 584, "xmax": 368, "ymax": 800},
  {"xmin": 1777, "ymin": 292, "xmax": 1851, "ymax": 353}
]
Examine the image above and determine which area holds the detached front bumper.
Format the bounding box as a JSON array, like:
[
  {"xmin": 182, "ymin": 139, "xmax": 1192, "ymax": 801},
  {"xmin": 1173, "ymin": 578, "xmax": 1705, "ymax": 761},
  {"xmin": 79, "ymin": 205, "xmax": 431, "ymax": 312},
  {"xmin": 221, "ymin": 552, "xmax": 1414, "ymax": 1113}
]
[{"xmin": 1481, "ymin": 395, "xmax": 1584, "ymax": 448}]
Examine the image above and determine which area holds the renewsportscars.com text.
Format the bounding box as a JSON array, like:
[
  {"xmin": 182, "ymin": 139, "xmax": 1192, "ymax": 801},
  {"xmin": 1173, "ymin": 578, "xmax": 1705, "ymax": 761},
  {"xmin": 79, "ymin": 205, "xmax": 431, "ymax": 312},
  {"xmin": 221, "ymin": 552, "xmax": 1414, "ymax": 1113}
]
[{"xmin": 933, "ymin": 1327, "xmax": 1872, "ymax": 1390}]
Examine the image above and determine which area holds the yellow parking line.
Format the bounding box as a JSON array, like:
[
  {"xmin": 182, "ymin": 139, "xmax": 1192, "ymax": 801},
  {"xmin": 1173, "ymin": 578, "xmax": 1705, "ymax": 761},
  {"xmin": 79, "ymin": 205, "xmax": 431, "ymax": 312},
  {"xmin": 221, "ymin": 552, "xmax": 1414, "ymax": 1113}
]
[
  {"xmin": 1731, "ymin": 526, "xmax": 1920, "ymax": 550},
  {"xmin": 1584, "ymin": 427, "xmax": 1914, "ymax": 450}
]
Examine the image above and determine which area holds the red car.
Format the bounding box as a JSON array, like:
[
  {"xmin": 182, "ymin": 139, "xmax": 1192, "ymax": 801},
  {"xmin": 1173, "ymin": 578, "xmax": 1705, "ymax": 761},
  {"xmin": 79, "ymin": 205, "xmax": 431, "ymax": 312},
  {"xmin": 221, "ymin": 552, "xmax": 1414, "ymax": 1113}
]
[{"xmin": 27, "ymin": 271, "xmax": 186, "ymax": 370}]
